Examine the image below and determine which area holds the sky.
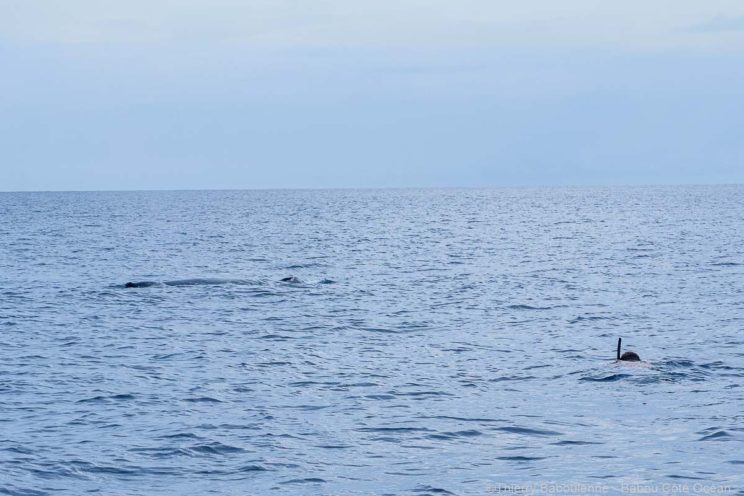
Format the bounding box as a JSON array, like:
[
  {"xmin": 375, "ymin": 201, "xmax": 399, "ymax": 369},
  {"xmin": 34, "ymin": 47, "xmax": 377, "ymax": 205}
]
[{"xmin": 1, "ymin": 0, "xmax": 744, "ymax": 191}]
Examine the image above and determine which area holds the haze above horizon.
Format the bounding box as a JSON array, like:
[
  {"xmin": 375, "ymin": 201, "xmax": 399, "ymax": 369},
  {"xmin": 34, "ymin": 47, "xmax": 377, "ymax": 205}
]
[{"xmin": 2, "ymin": 0, "xmax": 744, "ymax": 191}]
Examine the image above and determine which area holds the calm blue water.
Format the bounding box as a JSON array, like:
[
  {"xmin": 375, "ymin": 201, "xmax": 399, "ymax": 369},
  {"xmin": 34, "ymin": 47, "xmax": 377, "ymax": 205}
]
[{"xmin": 1, "ymin": 187, "xmax": 743, "ymax": 495}]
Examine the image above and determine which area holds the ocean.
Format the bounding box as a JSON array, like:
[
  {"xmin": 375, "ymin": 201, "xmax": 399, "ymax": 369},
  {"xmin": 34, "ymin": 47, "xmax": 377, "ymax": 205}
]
[{"xmin": 1, "ymin": 187, "xmax": 742, "ymax": 495}]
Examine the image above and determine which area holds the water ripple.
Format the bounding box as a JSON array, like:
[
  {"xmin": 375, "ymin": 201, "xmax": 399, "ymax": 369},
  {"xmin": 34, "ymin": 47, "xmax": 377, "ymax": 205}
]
[{"xmin": 2, "ymin": 187, "xmax": 743, "ymax": 495}]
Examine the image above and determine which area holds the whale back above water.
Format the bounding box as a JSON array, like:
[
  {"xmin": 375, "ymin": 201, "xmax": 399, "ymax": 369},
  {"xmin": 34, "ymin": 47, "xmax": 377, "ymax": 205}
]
[
  {"xmin": 122, "ymin": 276, "xmax": 310, "ymax": 288},
  {"xmin": 124, "ymin": 281, "xmax": 159, "ymax": 288},
  {"xmin": 124, "ymin": 278, "xmax": 249, "ymax": 288}
]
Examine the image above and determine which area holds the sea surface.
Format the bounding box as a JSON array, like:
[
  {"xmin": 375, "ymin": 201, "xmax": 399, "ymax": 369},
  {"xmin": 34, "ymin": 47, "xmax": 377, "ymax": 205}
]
[{"xmin": 1, "ymin": 187, "xmax": 743, "ymax": 496}]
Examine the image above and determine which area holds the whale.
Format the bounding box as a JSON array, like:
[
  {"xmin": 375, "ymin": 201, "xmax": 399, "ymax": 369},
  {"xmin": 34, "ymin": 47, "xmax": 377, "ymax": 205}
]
[
  {"xmin": 124, "ymin": 278, "xmax": 253, "ymax": 288},
  {"xmin": 125, "ymin": 281, "xmax": 159, "ymax": 288},
  {"xmin": 616, "ymin": 337, "xmax": 640, "ymax": 362},
  {"xmin": 123, "ymin": 276, "xmax": 310, "ymax": 288}
]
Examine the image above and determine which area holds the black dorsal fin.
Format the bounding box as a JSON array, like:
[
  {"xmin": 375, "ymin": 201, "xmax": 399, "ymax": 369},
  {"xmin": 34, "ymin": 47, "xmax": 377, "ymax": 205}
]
[{"xmin": 617, "ymin": 337, "xmax": 622, "ymax": 360}]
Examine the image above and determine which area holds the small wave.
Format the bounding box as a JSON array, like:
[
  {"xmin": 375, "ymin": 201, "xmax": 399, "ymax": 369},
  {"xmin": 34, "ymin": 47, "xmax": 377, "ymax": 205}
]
[
  {"xmin": 183, "ymin": 396, "xmax": 222, "ymax": 403},
  {"xmin": 165, "ymin": 278, "xmax": 254, "ymax": 286},
  {"xmin": 77, "ymin": 393, "xmax": 135, "ymax": 403},
  {"xmin": 283, "ymin": 262, "xmax": 328, "ymax": 269},
  {"xmin": 283, "ymin": 404, "xmax": 332, "ymax": 411},
  {"xmin": 421, "ymin": 415, "xmax": 504, "ymax": 423},
  {"xmin": 238, "ymin": 464, "xmax": 268, "ymax": 472},
  {"xmin": 62, "ymin": 460, "xmax": 158, "ymax": 476},
  {"xmin": 426, "ymin": 430, "xmax": 483, "ymax": 440},
  {"xmin": 153, "ymin": 352, "xmax": 182, "ymax": 360},
  {"xmin": 361, "ymin": 394, "xmax": 395, "ymax": 400},
  {"xmin": 698, "ymin": 430, "xmax": 732, "ymax": 441},
  {"xmin": 360, "ymin": 327, "xmax": 400, "ymax": 334},
  {"xmin": 551, "ymin": 440, "xmax": 602, "ymax": 446},
  {"xmin": 390, "ymin": 391, "xmax": 454, "ymax": 398},
  {"xmin": 0, "ymin": 485, "xmax": 48, "ymax": 496},
  {"xmin": 158, "ymin": 432, "xmax": 201, "ymax": 440},
  {"xmin": 699, "ymin": 361, "xmax": 739, "ymax": 371},
  {"xmin": 524, "ymin": 364, "xmax": 551, "ymax": 370},
  {"xmin": 496, "ymin": 455, "xmax": 546, "ymax": 461},
  {"xmin": 507, "ymin": 304, "xmax": 553, "ymax": 310},
  {"xmin": 653, "ymin": 360, "xmax": 730, "ymax": 382},
  {"xmin": 288, "ymin": 380, "xmax": 340, "ymax": 387},
  {"xmin": 129, "ymin": 446, "xmax": 191, "ymax": 458},
  {"xmin": 258, "ymin": 334, "xmax": 294, "ymax": 340},
  {"xmin": 110, "ymin": 393, "xmax": 135, "ymax": 400},
  {"xmin": 495, "ymin": 426, "xmax": 562, "ymax": 437},
  {"xmin": 664, "ymin": 359, "xmax": 696, "ymax": 368},
  {"xmin": 279, "ymin": 478, "xmax": 326, "ymax": 485},
  {"xmin": 357, "ymin": 427, "xmax": 432, "ymax": 433},
  {"xmin": 186, "ymin": 441, "xmax": 244, "ymax": 455},
  {"xmin": 568, "ymin": 315, "xmax": 613, "ymax": 324},
  {"xmin": 580, "ymin": 373, "xmax": 631, "ymax": 382},
  {"xmin": 489, "ymin": 375, "xmax": 536, "ymax": 382},
  {"xmin": 81, "ymin": 464, "xmax": 141, "ymax": 475},
  {"xmin": 411, "ymin": 485, "xmax": 456, "ymax": 494},
  {"xmin": 667, "ymin": 474, "xmax": 708, "ymax": 480},
  {"xmin": 2, "ymin": 446, "xmax": 34, "ymax": 455}
]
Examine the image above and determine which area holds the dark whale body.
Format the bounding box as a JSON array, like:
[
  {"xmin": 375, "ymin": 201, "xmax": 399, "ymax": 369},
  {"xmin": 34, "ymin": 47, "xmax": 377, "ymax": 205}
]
[
  {"xmin": 124, "ymin": 278, "xmax": 240, "ymax": 288},
  {"xmin": 125, "ymin": 281, "xmax": 159, "ymax": 288},
  {"xmin": 123, "ymin": 277, "xmax": 306, "ymax": 288}
]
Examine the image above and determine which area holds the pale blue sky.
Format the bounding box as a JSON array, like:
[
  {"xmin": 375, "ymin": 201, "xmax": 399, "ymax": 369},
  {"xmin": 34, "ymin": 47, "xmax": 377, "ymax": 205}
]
[{"xmin": 1, "ymin": 0, "xmax": 744, "ymax": 190}]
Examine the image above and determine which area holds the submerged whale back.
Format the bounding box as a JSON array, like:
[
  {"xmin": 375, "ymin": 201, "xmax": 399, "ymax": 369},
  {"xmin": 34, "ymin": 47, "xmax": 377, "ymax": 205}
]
[
  {"xmin": 122, "ymin": 276, "xmax": 317, "ymax": 289},
  {"xmin": 124, "ymin": 278, "xmax": 250, "ymax": 288}
]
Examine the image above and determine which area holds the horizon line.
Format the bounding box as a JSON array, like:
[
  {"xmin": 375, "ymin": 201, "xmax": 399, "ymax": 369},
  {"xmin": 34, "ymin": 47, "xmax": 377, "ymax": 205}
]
[{"xmin": 1, "ymin": 181, "xmax": 743, "ymax": 194}]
